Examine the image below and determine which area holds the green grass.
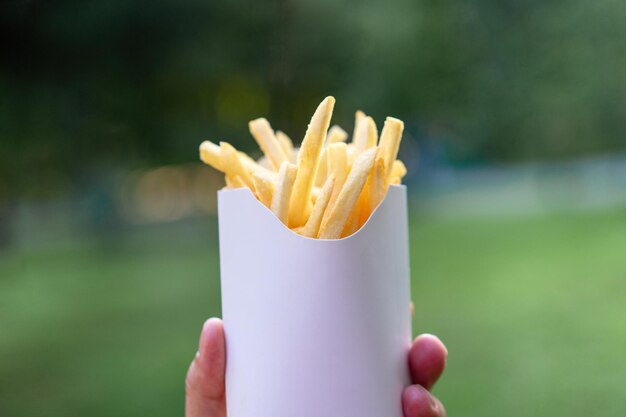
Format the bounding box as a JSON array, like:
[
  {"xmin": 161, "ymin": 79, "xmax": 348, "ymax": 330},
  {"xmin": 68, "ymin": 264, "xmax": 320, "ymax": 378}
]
[{"xmin": 1, "ymin": 207, "xmax": 625, "ymax": 417}]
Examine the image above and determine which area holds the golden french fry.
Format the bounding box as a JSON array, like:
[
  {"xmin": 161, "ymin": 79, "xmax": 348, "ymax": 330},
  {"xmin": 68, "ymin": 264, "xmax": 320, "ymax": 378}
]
[
  {"xmin": 252, "ymin": 171, "xmax": 276, "ymax": 207},
  {"xmin": 225, "ymin": 175, "xmax": 246, "ymax": 189},
  {"xmin": 326, "ymin": 125, "xmax": 348, "ymax": 144},
  {"xmin": 377, "ymin": 117, "xmax": 404, "ymax": 179},
  {"xmin": 310, "ymin": 187, "xmax": 320, "ymax": 204},
  {"xmin": 301, "ymin": 175, "xmax": 335, "ymax": 238},
  {"xmin": 353, "ymin": 115, "xmax": 377, "ymax": 154},
  {"xmin": 351, "ymin": 110, "xmax": 366, "ymax": 143},
  {"xmin": 271, "ymin": 162, "xmax": 297, "ymax": 225},
  {"xmin": 314, "ymin": 148, "xmax": 329, "ymax": 187},
  {"xmin": 325, "ymin": 142, "xmax": 348, "ymax": 216},
  {"xmin": 365, "ymin": 117, "xmax": 378, "ymax": 149},
  {"xmin": 391, "ymin": 160, "xmax": 407, "ymax": 179},
  {"xmin": 220, "ymin": 142, "xmax": 255, "ymax": 191},
  {"xmin": 238, "ymin": 151, "xmax": 278, "ymax": 180},
  {"xmin": 289, "ymin": 96, "xmax": 335, "ymax": 227},
  {"xmin": 249, "ymin": 118, "xmax": 289, "ymax": 170},
  {"xmin": 257, "ymin": 156, "xmax": 274, "ymax": 171},
  {"xmin": 318, "ymin": 148, "xmax": 377, "ymax": 239},
  {"xmin": 341, "ymin": 209, "xmax": 361, "ymax": 238},
  {"xmin": 199, "ymin": 141, "xmax": 223, "ymax": 171},
  {"xmin": 367, "ymin": 157, "xmax": 387, "ymax": 216},
  {"xmin": 276, "ymin": 131, "xmax": 296, "ymax": 163},
  {"xmin": 199, "ymin": 98, "xmax": 407, "ymax": 239}
]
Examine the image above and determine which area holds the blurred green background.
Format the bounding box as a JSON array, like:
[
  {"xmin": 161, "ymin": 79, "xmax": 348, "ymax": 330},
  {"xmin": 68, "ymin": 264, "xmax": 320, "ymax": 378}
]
[{"xmin": 1, "ymin": 0, "xmax": 625, "ymax": 416}]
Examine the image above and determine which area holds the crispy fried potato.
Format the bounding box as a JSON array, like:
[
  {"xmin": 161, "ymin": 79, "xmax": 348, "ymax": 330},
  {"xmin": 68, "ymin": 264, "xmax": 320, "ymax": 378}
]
[
  {"xmin": 367, "ymin": 157, "xmax": 387, "ymax": 216},
  {"xmin": 271, "ymin": 162, "xmax": 297, "ymax": 225},
  {"xmin": 318, "ymin": 148, "xmax": 377, "ymax": 239},
  {"xmin": 353, "ymin": 115, "xmax": 378, "ymax": 154},
  {"xmin": 326, "ymin": 125, "xmax": 348, "ymax": 144},
  {"xmin": 365, "ymin": 117, "xmax": 378, "ymax": 149},
  {"xmin": 391, "ymin": 160, "xmax": 407, "ymax": 179},
  {"xmin": 252, "ymin": 171, "xmax": 276, "ymax": 207},
  {"xmin": 377, "ymin": 117, "xmax": 404, "ymax": 179},
  {"xmin": 276, "ymin": 130, "xmax": 296, "ymax": 163},
  {"xmin": 301, "ymin": 175, "xmax": 335, "ymax": 238},
  {"xmin": 249, "ymin": 118, "xmax": 289, "ymax": 170},
  {"xmin": 289, "ymin": 96, "xmax": 335, "ymax": 227},
  {"xmin": 351, "ymin": 110, "xmax": 366, "ymax": 143},
  {"xmin": 225, "ymin": 175, "xmax": 245, "ymax": 188},
  {"xmin": 199, "ymin": 98, "xmax": 409, "ymax": 239},
  {"xmin": 220, "ymin": 142, "xmax": 255, "ymax": 191},
  {"xmin": 324, "ymin": 142, "xmax": 348, "ymax": 219},
  {"xmin": 199, "ymin": 141, "xmax": 223, "ymax": 171},
  {"xmin": 238, "ymin": 151, "xmax": 278, "ymax": 180},
  {"xmin": 341, "ymin": 209, "xmax": 361, "ymax": 238},
  {"xmin": 314, "ymin": 147, "xmax": 329, "ymax": 187}
]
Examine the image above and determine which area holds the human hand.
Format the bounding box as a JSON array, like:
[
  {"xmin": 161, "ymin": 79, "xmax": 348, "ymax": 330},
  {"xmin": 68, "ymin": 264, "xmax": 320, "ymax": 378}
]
[{"xmin": 186, "ymin": 318, "xmax": 447, "ymax": 417}]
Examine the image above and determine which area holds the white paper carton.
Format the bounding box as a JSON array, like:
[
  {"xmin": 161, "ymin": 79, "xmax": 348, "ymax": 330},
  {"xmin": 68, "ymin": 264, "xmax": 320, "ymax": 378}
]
[{"xmin": 218, "ymin": 184, "xmax": 412, "ymax": 417}]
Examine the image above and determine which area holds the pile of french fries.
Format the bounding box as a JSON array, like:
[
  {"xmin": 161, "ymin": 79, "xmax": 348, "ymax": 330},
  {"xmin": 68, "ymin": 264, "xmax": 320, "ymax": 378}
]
[{"xmin": 199, "ymin": 96, "xmax": 407, "ymax": 239}]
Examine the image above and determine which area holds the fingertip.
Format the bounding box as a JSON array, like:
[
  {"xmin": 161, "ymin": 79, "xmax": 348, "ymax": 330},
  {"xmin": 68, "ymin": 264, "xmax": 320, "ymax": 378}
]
[
  {"xmin": 414, "ymin": 334, "xmax": 448, "ymax": 359},
  {"xmin": 409, "ymin": 334, "xmax": 447, "ymax": 390},
  {"xmin": 402, "ymin": 385, "xmax": 438, "ymax": 417},
  {"xmin": 196, "ymin": 317, "xmax": 224, "ymax": 357},
  {"xmin": 199, "ymin": 318, "xmax": 224, "ymax": 359}
]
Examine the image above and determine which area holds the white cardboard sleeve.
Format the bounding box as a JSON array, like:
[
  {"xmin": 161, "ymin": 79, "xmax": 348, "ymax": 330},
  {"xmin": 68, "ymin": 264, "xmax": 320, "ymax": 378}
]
[{"xmin": 218, "ymin": 185, "xmax": 412, "ymax": 417}]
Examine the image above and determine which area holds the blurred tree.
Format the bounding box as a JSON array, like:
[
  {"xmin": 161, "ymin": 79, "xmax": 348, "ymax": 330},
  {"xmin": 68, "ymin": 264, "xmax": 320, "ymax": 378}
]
[{"xmin": 1, "ymin": 0, "xmax": 625, "ymax": 198}]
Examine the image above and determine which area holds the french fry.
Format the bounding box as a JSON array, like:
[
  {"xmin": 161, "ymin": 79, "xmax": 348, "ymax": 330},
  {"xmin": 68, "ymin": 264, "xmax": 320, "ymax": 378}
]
[
  {"xmin": 367, "ymin": 157, "xmax": 387, "ymax": 216},
  {"xmin": 220, "ymin": 142, "xmax": 255, "ymax": 191},
  {"xmin": 310, "ymin": 187, "xmax": 320, "ymax": 204},
  {"xmin": 249, "ymin": 118, "xmax": 289, "ymax": 170},
  {"xmin": 353, "ymin": 115, "xmax": 377, "ymax": 154},
  {"xmin": 199, "ymin": 97, "xmax": 409, "ymax": 239},
  {"xmin": 365, "ymin": 117, "xmax": 378, "ymax": 149},
  {"xmin": 276, "ymin": 131, "xmax": 296, "ymax": 163},
  {"xmin": 326, "ymin": 125, "xmax": 348, "ymax": 144},
  {"xmin": 289, "ymin": 96, "xmax": 335, "ymax": 227},
  {"xmin": 199, "ymin": 141, "xmax": 223, "ymax": 171},
  {"xmin": 318, "ymin": 148, "xmax": 377, "ymax": 239},
  {"xmin": 314, "ymin": 148, "xmax": 329, "ymax": 187},
  {"xmin": 341, "ymin": 209, "xmax": 361, "ymax": 238},
  {"xmin": 257, "ymin": 156, "xmax": 274, "ymax": 171},
  {"xmin": 271, "ymin": 162, "xmax": 298, "ymax": 225},
  {"xmin": 351, "ymin": 111, "xmax": 366, "ymax": 144},
  {"xmin": 377, "ymin": 117, "xmax": 404, "ymax": 179},
  {"xmin": 301, "ymin": 175, "xmax": 335, "ymax": 238},
  {"xmin": 239, "ymin": 151, "xmax": 278, "ymax": 180},
  {"xmin": 391, "ymin": 160, "xmax": 407, "ymax": 180},
  {"xmin": 252, "ymin": 171, "xmax": 276, "ymax": 207},
  {"xmin": 226, "ymin": 175, "xmax": 246, "ymax": 188},
  {"xmin": 324, "ymin": 142, "xmax": 348, "ymax": 217},
  {"xmin": 315, "ymin": 125, "xmax": 347, "ymax": 187}
]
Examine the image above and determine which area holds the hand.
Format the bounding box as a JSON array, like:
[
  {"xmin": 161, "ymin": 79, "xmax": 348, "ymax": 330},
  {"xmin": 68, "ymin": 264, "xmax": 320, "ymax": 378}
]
[{"xmin": 186, "ymin": 318, "xmax": 447, "ymax": 417}]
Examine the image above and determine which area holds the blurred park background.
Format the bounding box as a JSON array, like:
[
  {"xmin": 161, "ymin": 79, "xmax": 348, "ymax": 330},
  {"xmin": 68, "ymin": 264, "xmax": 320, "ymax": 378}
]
[{"xmin": 1, "ymin": 0, "xmax": 626, "ymax": 416}]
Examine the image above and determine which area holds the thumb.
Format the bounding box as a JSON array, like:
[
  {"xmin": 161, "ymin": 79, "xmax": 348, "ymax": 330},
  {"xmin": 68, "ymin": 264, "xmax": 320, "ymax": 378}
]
[{"xmin": 185, "ymin": 318, "xmax": 227, "ymax": 417}]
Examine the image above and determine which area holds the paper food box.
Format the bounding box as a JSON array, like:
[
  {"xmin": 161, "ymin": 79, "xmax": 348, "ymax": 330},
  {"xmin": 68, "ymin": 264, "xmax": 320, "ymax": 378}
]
[
  {"xmin": 200, "ymin": 96, "xmax": 412, "ymax": 417},
  {"xmin": 218, "ymin": 185, "xmax": 411, "ymax": 417}
]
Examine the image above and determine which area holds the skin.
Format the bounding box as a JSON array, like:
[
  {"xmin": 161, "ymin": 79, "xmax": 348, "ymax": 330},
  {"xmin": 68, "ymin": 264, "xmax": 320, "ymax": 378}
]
[{"xmin": 186, "ymin": 318, "xmax": 447, "ymax": 417}]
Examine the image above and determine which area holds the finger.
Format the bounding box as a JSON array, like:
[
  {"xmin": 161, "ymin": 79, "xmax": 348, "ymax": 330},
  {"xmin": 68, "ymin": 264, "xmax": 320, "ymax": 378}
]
[
  {"xmin": 408, "ymin": 334, "xmax": 447, "ymax": 390},
  {"xmin": 402, "ymin": 384, "xmax": 446, "ymax": 417},
  {"xmin": 185, "ymin": 318, "xmax": 227, "ymax": 417}
]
